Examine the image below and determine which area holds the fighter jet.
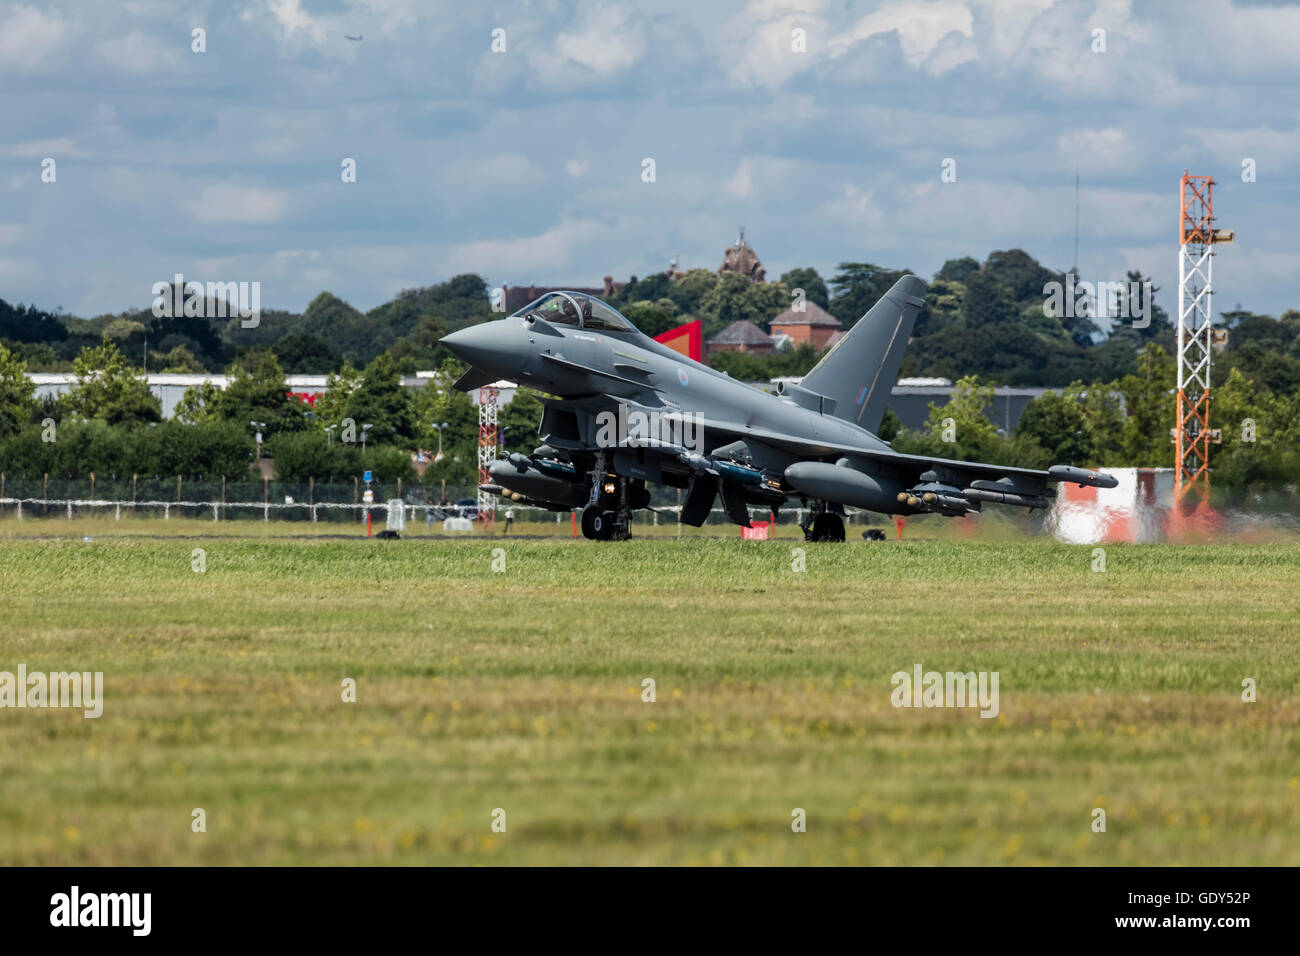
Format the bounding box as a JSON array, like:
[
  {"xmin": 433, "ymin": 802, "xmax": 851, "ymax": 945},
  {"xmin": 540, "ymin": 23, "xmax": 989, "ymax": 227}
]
[{"xmin": 441, "ymin": 277, "xmax": 1116, "ymax": 540}]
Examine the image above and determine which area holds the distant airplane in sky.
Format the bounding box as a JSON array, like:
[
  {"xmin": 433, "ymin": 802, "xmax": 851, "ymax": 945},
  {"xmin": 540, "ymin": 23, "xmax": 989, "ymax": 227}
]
[{"xmin": 344, "ymin": 35, "xmax": 363, "ymax": 41}]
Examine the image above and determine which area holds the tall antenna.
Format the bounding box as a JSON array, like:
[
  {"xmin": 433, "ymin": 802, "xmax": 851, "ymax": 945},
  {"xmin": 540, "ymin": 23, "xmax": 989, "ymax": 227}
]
[{"xmin": 1072, "ymin": 174, "xmax": 1080, "ymax": 274}]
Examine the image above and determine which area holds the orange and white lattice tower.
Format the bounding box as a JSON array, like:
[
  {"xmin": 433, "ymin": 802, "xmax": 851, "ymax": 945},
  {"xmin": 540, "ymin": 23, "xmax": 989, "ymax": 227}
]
[
  {"xmin": 477, "ymin": 385, "xmax": 498, "ymax": 528},
  {"xmin": 1175, "ymin": 173, "xmax": 1231, "ymax": 509}
]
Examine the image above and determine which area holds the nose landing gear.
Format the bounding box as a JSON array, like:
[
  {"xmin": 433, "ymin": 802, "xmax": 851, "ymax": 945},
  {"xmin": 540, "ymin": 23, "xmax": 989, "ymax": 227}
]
[
  {"xmin": 581, "ymin": 506, "xmax": 616, "ymax": 540},
  {"xmin": 581, "ymin": 463, "xmax": 633, "ymax": 540},
  {"xmin": 801, "ymin": 500, "xmax": 846, "ymax": 542}
]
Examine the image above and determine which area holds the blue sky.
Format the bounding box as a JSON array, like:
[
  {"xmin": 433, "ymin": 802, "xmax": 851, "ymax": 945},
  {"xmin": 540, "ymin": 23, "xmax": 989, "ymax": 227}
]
[{"xmin": 1, "ymin": 0, "xmax": 1298, "ymax": 319}]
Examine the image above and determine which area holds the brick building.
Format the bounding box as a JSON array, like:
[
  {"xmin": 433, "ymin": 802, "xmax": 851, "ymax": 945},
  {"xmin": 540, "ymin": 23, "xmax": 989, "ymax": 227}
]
[
  {"xmin": 768, "ymin": 301, "xmax": 841, "ymax": 350},
  {"xmin": 706, "ymin": 320, "xmax": 773, "ymax": 357}
]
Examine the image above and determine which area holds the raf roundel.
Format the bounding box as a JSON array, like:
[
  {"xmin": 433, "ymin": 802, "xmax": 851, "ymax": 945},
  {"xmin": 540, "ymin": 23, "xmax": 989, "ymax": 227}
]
[{"xmin": 677, "ymin": 368, "xmax": 689, "ymax": 386}]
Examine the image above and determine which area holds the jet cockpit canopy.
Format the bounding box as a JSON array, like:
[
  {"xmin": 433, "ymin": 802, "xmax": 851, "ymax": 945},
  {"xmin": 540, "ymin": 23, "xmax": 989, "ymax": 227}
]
[{"xmin": 512, "ymin": 291, "xmax": 636, "ymax": 333}]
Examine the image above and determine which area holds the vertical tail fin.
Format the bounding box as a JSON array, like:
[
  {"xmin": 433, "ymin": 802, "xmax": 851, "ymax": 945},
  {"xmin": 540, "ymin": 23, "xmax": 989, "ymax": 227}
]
[{"xmin": 799, "ymin": 274, "xmax": 926, "ymax": 433}]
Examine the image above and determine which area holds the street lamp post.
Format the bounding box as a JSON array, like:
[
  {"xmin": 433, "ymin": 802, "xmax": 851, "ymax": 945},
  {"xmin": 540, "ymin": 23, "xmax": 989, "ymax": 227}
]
[
  {"xmin": 250, "ymin": 421, "xmax": 266, "ymax": 458},
  {"xmin": 432, "ymin": 421, "xmax": 449, "ymax": 462}
]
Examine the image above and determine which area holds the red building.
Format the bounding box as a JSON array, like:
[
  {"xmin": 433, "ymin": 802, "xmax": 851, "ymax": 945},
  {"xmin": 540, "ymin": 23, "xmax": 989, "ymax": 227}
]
[{"xmin": 769, "ymin": 301, "xmax": 841, "ymax": 350}]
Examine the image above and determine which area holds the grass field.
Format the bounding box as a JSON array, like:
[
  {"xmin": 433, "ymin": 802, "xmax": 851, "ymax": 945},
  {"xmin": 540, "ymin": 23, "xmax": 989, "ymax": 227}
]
[{"xmin": 1, "ymin": 521, "xmax": 1298, "ymax": 865}]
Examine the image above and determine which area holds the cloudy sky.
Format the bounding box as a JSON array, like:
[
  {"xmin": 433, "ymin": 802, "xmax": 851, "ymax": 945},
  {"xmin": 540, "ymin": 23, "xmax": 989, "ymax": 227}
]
[{"xmin": 1, "ymin": 0, "xmax": 1297, "ymax": 319}]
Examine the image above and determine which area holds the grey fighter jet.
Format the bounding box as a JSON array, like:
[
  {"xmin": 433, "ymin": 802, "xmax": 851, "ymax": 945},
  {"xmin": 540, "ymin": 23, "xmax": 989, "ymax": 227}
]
[{"xmin": 441, "ymin": 276, "xmax": 1115, "ymax": 541}]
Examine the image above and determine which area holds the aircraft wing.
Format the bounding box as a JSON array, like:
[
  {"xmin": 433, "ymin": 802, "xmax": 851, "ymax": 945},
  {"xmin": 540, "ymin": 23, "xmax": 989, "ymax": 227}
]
[{"xmin": 689, "ymin": 416, "xmax": 1114, "ymax": 491}]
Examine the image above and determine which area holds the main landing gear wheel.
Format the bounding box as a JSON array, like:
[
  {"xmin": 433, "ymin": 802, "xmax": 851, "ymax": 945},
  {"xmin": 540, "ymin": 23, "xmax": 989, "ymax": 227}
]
[
  {"xmin": 582, "ymin": 506, "xmax": 615, "ymax": 540},
  {"xmin": 807, "ymin": 513, "xmax": 845, "ymax": 542}
]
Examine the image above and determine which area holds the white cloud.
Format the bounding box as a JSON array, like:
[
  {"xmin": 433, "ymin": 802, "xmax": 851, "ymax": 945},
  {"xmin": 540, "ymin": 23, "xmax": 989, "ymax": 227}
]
[
  {"xmin": 0, "ymin": 137, "xmax": 81, "ymax": 159},
  {"xmin": 265, "ymin": 0, "xmax": 327, "ymax": 45},
  {"xmin": 95, "ymin": 30, "xmax": 184, "ymax": 75},
  {"xmin": 721, "ymin": 0, "xmax": 830, "ymax": 88},
  {"xmin": 819, "ymin": 183, "xmax": 883, "ymax": 229},
  {"xmin": 184, "ymin": 185, "xmax": 289, "ymax": 225},
  {"xmin": 1191, "ymin": 124, "xmax": 1300, "ymax": 174},
  {"xmin": 725, "ymin": 159, "xmax": 755, "ymax": 199},
  {"xmin": 550, "ymin": 5, "xmax": 646, "ymax": 75},
  {"xmin": 7, "ymin": 0, "xmax": 1300, "ymax": 318},
  {"xmin": 0, "ymin": 256, "xmax": 35, "ymax": 285},
  {"xmin": 447, "ymin": 154, "xmax": 546, "ymax": 192},
  {"xmin": 0, "ymin": 3, "xmax": 68, "ymax": 73},
  {"xmin": 1057, "ymin": 127, "xmax": 1133, "ymax": 174},
  {"xmin": 442, "ymin": 220, "xmax": 611, "ymax": 278},
  {"xmin": 966, "ymin": 0, "xmax": 1054, "ymax": 63},
  {"xmin": 832, "ymin": 0, "xmax": 975, "ymax": 73}
]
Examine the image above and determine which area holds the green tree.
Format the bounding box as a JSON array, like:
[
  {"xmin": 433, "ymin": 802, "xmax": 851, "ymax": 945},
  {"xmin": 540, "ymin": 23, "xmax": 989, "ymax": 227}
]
[
  {"xmin": 620, "ymin": 301, "xmax": 679, "ymax": 338},
  {"xmin": 1126, "ymin": 270, "xmax": 1171, "ymax": 343},
  {"xmin": 1014, "ymin": 389, "xmax": 1094, "ymax": 464},
  {"xmin": 890, "ymin": 376, "xmax": 1047, "ymax": 467},
  {"xmin": 344, "ymin": 352, "xmax": 415, "ymax": 442},
  {"xmin": 267, "ymin": 430, "xmax": 416, "ymax": 483},
  {"xmin": 409, "ymin": 359, "xmax": 479, "ymax": 486},
  {"xmin": 387, "ymin": 315, "xmax": 448, "ymax": 373},
  {"xmin": 698, "ymin": 272, "xmax": 753, "ymax": 326},
  {"xmin": 64, "ymin": 339, "xmax": 161, "ymax": 425},
  {"xmin": 1217, "ymin": 340, "xmax": 1300, "ymax": 396},
  {"xmin": 616, "ymin": 273, "xmax": 673, "ymax": 307},
  {"xmin": 270, "ymin": 333, "xmax": 342, "ymax": 374},
  {"xmin": 0, "ymin": 341, "xmax": 36, "ymax": 437},
  {"xmin": 7, "ymin": 341, "xmax": 60, "ymax": 371},
  {"xmin": 934, "ymin": 257, "xmax": 980, "ymax": 284},
  {"xmin": 829, "ymin": 263, "xmax": 913, "ymax": 327},
  {"xmin": 103, "ymin": 318, "xmax": 146, "ymax": 342},
  {"xmin": 1068, "ymin": 380, "xmax": 1127, "ymax": 465},
  {"xmin": 708, "ymin": 345, "xmax": 820, "ymax": 380},
  {"xmin": 665, "ymin": 269, "xmax": 718, "ymax": 314},
  {"xmin": 215, "ymin": 350, "xmax": 307, "ymax": 440},
  {"xmin": 301, "ymin": 292, "xmax": 388, "ymax": 365},
  {"xmin": 1204, "ymin": 367, "xmax": 1300, "ymax": 496},
  {"xmin": 153, "ymin": 344, "xmax": 205, "ymax": 373},
  {"xmin": 698, "ymin": 273, "xmax": 787, "ymax": 330},
  {"xmin": 914, "ymin": 278, "xmax": 965, "ymax": 337},
  {"xmin": 960, "ymin": 270, "xmax": 1018, "ymax": 328},
  {"xmin": 498, "ymin": 388, "xmax": 544, "ymax": 456},
  {"xmin": 174, "ymin": 381, "xmax": 224, "ymax": 425},
  {"xmin": 1117, "ymin": 343, "xmax": 1176, "ymax": 465},
  {"xmin": 778, "ymin": 268, "xmax": 829, "ymax": 310},
  {"xmin": 984, "ymin": 249, "xmax": 1061, "ymax": 303},
  {"xmin": 313, "ymin": 361, "xmax": 363, "ymax": 427}
]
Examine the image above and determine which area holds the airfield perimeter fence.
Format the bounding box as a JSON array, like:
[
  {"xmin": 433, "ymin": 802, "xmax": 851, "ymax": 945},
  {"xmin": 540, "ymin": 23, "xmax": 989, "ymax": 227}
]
[
  {"xmin": 0, "ymin": 474, "xmax": 916, "ymax": 531},
  {"xmin": 0, "ymin": 475, "xmax": 478, "ymax": 525}
]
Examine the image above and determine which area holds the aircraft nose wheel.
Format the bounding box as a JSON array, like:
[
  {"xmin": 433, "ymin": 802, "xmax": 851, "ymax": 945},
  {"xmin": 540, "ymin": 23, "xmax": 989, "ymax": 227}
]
[
  {"xmin": 806, "ymin": 513, "xmax": 845, "ymax": 542},
  {"xmin": 582, "ymin": 506, "xmax": 615, "ymax": 540}
]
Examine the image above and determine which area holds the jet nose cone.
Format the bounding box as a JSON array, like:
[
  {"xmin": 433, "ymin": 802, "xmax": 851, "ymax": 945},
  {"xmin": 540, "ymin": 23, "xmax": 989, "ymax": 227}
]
[{"xmin": 442, "ymin": 321, "xmax": 511, "ymax": 371}]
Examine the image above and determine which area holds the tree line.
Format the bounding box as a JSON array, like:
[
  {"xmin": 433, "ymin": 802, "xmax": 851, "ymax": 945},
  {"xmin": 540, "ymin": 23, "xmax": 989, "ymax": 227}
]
[{"xmin": 2, "ymin": 247, "xmax": 1299, "ymax": 501}]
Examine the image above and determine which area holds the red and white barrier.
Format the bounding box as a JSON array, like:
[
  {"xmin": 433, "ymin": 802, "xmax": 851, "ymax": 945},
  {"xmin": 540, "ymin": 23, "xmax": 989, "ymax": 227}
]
[{"xmin": 1047, "ymin": 468, "xmax": 1174, "ymax": 543}]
